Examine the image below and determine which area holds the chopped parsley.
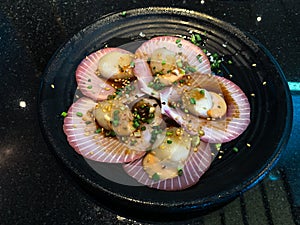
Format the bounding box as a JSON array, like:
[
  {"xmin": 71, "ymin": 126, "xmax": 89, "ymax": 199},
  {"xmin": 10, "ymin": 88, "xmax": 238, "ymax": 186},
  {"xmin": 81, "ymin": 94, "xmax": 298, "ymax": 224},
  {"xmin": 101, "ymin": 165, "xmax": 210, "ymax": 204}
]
[
  {"xmin": 199, "ymin": 89, "xmax": 205, "ymax": 95},
  {"xmin": 152, "ymin": 173, "xmax": 160, "ymax": 181},
  {"xmin": 167, "ymin": 139, "xmax": 172, "ymax": 144},
  {"xmin": 177, "ymin": 168, "xmax": 183, "ymax": 176},
  {"xmin": 233, "ymin": 147, "xmax": 239, "ymax": 152},
  {"xmin": 104, "ymin": 130, "xmax": 116, "ymax": 137},
  {"xmin": 190, "ymin": 98, "xmax": 196, "ymax": 105},
  {"xmin": 190, "ymin": 33, "xmax": 203, "ymax": 46},
  {"xmin": 150, "ymin": 126, "xmax": 163, "ymax": 144},
  {"xmin": 112, "ymin": 110, "xmax": 120, "ymax": 127},
  {"xmin": 148, "ymin": 78, "xmax": 165, "ymax": 91},
  {"xmin": 166, "ymin": 131, "xmax": 173, "ymax": 136},
  {"xmin": 130, "ymin": 61, "xmax": 135, "ymax": 68},
  {"xmin": 185, "ymin": 66, "xmax": 197, "ymax": 73},
  {"xmin": 76, "ymin": 112, "xmax": 83, "ymax": 117},
  {"xmin": 61, "ymin": 111, "xmax": 68, "ymax": 117},
  {"xmin": 95, "ymin": 128, "xmax": 102, "ymax": 134},
  {"xmin": 196, "ymin": 54, "xmax": 202, "ymax": 63}
]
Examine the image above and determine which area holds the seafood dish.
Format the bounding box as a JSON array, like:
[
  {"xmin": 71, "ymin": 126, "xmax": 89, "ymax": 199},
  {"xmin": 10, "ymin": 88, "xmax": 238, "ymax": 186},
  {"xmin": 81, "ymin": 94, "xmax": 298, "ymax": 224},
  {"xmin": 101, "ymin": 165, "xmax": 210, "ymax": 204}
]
[{"xmin": 63, "ymin": 36, "xmax": 251, "ymax": 191}]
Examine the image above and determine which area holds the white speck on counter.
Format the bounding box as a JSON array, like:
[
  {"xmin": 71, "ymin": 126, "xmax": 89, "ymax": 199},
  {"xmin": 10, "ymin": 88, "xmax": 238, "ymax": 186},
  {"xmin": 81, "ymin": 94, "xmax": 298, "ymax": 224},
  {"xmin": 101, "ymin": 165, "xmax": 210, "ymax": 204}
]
[
  {"xmin": 257, "ymin": 16, "xmax": 262, "ymax": 22},
  {"xmin": 19, "ymin": 101, "xmax": 26, "ymax": 108}
]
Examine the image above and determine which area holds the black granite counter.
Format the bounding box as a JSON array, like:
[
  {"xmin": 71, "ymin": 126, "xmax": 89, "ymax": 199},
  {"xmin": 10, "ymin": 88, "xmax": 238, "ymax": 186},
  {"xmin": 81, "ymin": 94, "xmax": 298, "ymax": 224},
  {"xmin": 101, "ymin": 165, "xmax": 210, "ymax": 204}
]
[{"xmin": 0, "ymin": 1, "xmax": 299, "ymax": 224}]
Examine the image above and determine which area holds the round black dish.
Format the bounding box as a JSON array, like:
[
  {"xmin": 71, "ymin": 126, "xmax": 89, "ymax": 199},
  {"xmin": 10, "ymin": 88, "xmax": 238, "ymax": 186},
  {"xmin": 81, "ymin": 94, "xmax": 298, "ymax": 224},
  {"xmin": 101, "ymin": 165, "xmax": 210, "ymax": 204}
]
[{"xmin": 38, "ymin": 7, "xmax": 293, "ymax": 222}]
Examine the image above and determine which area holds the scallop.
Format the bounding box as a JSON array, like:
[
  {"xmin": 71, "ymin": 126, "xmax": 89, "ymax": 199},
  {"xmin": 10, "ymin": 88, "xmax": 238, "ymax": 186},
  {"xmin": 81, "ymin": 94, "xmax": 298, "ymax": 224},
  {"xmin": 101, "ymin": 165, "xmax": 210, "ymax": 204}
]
[
  {"xmin": 123, "ymin": 141, "xmax": 212, "ymax": 191},
  {"xmin": 76, "ymin": 48, "xmax": 134, "ymax": 101},
  {"xmin": 134, "ymin": 36, "xmax": 211, "ymax": 97},
  {"xmin": 143, "ymin": 127, "xmax": 191, "ymax": 180},
  {"xmin": 97, "ymin": 51, "xmax": 135, "ymax": 79},
  {"xmin": 182, "ymin": 88, "xmax": 227, "ymax": 119},
  {"xmin": 207, "ymin": 92, "xmax": 227, "ymax": 118},
  {"xmin": 182, "ymin": 88, "xmax": 213, "ymax": 118},
  {"xmin": 150, "ymin": 48, "xmax": 177, "ymax": 75},
  {"xmin": 160, "ymin": 73, "xmax": 251, "ymax": 143},
  {"xmin": 63, "ymin": 97, "xmax": 145, "ymax": 163}
]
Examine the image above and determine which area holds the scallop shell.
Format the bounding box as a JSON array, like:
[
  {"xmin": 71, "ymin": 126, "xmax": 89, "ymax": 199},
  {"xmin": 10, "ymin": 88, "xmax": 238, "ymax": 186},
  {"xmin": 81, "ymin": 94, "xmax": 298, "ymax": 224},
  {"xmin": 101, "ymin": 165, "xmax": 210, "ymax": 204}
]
[
  {"xmin": 63, "ymin": 97, "xmax": 145, "ymax": 163},
  {"xmin": 160, "ymin": 74, "xmax": 251, "ymax": 143},
  {"xmin": 76, "ymin": 48, "xmax": 133, "ymax": 101},
  {"xmin": 134, "ymin": 36, "xmax": 211, "ymax": 97},
  {"xmin": 123, "ymin": 141, "xmax": 212, "ymax": 191}
]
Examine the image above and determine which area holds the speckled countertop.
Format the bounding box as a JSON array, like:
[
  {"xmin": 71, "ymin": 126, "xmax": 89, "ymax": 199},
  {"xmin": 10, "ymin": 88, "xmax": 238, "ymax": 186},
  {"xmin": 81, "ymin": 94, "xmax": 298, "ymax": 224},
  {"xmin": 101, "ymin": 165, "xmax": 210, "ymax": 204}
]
[{"xmin": 0, "ymin": 1, "xmax": 299, "ymax": 224}]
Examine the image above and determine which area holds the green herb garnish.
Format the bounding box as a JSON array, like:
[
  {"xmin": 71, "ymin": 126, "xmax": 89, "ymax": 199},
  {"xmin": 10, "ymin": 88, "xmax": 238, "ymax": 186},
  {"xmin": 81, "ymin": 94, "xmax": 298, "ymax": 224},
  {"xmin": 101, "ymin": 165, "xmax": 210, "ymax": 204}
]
[
  {"xmin": 196, "ymin": 54, "xmax": 202, "ymax": 63},
  {"xmin": 95, "ymin": 128, "xmax": 102, "ymax": 134},
  {"xmin": 178, "ymin": 168, "xmax": 183, "ymax": 176},
  {"xmin": 130, "ymin": 61, "xmax": 135, "ymax": 68},
  {"xmin": 185, "ymin": 66, "xmax": 197, "ymax": 73},
  {"xmin": 152, "ymin": 173, "xmax": 160, "ymax": 181},
  {"xmin": 61, "ymin": 111, "xmax": 68, "ymax": 117},
  {"xmin": 133, "ymin": 121, "xmax": 140, "ymax": 128},
  {"xmin": 148, "ymin": 79, "xmax": 165, "ymax": 91},
  {"xmin": 176, "ymin": 60, "xmax": 183, "ymax": 68},
  {"xmin": 150, "ymin": 126, "xmax": 163, "ymax": 144},
  {"xmin": 233, "ymin": 147, "xmax": 239, "ymax": 152},
  {"xmin": 76, "ymin": 112, "xmax": 83, "ymax": 117},
  {"xmin": 190, "ymin": 98, "xmax": 196, "ymax": 105},
  {"xmin": 166, "ymin": 131, "xmax": 173, "ymax": 136}
]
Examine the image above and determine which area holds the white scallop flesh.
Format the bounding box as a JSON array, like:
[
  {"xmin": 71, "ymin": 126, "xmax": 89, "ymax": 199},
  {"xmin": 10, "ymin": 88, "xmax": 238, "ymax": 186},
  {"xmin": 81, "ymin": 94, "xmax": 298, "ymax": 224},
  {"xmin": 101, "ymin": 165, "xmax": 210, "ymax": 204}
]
[
  {"xmin": 182, "ymin": 88, "xmax": 213, "ymax": 118},
  {"xmin": 150, "ymin": 48, "xmax": 177, "ymax": 75},
  {"xmin": 159, "ymin": 129, "xmax": 190, "ymax": 163},
  {"xmin": 97, "ymin": 51, "xmax": 134, "ymax": 79},
  {"xmin": 143, "ymin": 128, "xmax": 191, "ymax": 180}
]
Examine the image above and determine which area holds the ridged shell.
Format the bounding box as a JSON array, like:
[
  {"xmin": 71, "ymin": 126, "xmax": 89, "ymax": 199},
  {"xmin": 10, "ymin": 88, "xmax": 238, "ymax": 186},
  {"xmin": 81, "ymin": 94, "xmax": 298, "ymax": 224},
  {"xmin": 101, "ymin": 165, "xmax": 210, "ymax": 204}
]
[
  {"xmin": 134, "ymin": 36, "xmax": 211, "ymax": 97},
  {"xmin": 160, "ymin": 74, "xmax": 251, "ymax": 143},
  {"xmin": 63, "ymin": 97, "xmax": 145, "ymax": 163},
  {"xmin": 76, "ymin": 48, "xmax": 133, "ymax": 101},
  {"xmin": 123, "ymin": 141, "xmax": 212, "ymax": 191}
]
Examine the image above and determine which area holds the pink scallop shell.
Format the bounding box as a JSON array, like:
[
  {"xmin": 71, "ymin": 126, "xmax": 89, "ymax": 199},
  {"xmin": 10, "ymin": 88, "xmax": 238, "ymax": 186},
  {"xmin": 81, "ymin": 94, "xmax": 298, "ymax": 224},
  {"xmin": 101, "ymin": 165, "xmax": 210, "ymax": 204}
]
[
  {"xmin": 63, "ymin": 97, "xmax": 145, "ymax": 163},
  {"xmin": 123, "ymin": 141, "xmax": 212, "ymax": 191},
  {"xmin": 133, "ymin": 36, "xmax": 211, "ymax": 97},
  {"xmin": 160, "ymin": 75, "xmax": 251, "ymax": 143},
  {"xmin": 76, "ymin": 48, "xmax": 133, "ymax": 101}
]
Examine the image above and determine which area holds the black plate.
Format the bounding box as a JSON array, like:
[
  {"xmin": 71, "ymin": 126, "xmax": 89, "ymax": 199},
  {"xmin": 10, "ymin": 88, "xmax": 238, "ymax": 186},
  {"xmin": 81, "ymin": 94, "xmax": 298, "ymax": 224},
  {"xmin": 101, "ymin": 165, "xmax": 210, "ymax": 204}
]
[{"xmin": 38, "ymin": 7, "xmax": 293, "ymax": 221}]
